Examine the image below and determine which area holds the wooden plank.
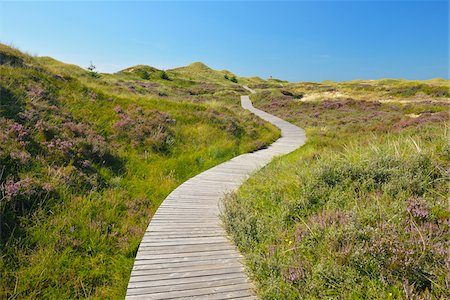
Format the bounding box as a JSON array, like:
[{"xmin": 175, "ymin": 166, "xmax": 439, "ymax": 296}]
[
  {"xmin": 131, "ymin": 264, "xmax": 244, "ymax": 276},
  {"xmin": 127, "ymin": 273, "xmax": 248, "ymax": 289},
  {"xmin": 135, "ymin": 249, "xmax": 237, "ymax": 260},
  {"xmin": 129, "ymin": 266, "xmax": 245, "ymax": 282},
  {"xmin": 127, "ymin": 281, "xmax": 252, "ymax": 298},
  {"xmin": 127, "ymin": 283, "xmax": 253, "ymax": 299},
  {"xmin": 137, "ymin": 243, "xmax": 233, "ymax": 253},
  {"xmin": 132, "ymin": 259, "xmax": 243, "ymax": 271},
  {"xmin": 126, "ymin": 277, "xmax": 249, "ymax": 296},
  {"xmin": 133, "ymin": 253, "xmax": 242, "ymax": 265}
]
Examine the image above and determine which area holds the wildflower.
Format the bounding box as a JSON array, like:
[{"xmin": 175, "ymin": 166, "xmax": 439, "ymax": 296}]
[
  {"xmin": 44, "ymin": 139, "xmax": 74, "ymax": 155},
  {"xmin": 42, "ymin": 183, "xmax": 54, "ymax": 192},
  {"xmin": 81, "ymin": 160, "xmax": 91, "ymax": 168},
  {"xmin": 1, "ymin": 178, "xmax": 35, "ymax": 199},
  {"xmin": 10, "ymin": 150, "xmax": 31, "ymax": 164},
  {"xmin": 406, "ymin": 197, "xmax": 429, "ymax": 221},
  {"xmin": 9, "ymin": 122, "xmax": 28, "ymax": 139},
  {"xmin": 114, "ymin": 114, "xmax": 132, "ymax": 128},
  {"xmin": 2, "ymin": 179, "xmax": 20, "ymax": 198},
  {"xmin": 284, "ymin": 266, "xmax": 305, "ymax": 283},
  {"xmin": 27, "ymin": 84, "xmax": 45, "ymax": 99},
  {"xmin": 63, "ymin": 121, "xmax": 80, "ymax": 133},
  {"xmin": 57, "ymin": 140, "xmax": 74, "ymax": 153},
  {"xmin": 49, "ymin": 105, "xmax": 59, "ymax": 112},
  {"xmin": 113, "ymin": 105, "xmax": 123, "ymax": 113}
]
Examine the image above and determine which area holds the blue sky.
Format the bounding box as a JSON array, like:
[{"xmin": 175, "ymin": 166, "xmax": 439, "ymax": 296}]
[{"xmin": 0, "ymin": 1, "xmax": 448, "ymax": 82}]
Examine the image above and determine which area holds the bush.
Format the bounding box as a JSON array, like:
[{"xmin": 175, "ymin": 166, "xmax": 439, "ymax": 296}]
[
  {"xmin": 112, "ymin": 104, "xmax": 175, "ymax": 153},
  {"xmin": 87, "ymin": 62, "xmax": 100, "ymax": 78},
  {"xmin": 159, "ymin": 70, "xmax": 169, "ymax": 80},
  {"xmin": 137, "ymin": 69, "xmax": 150, "ymax": 80}
]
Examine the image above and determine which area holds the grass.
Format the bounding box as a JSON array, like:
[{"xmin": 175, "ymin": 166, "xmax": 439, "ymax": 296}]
[
  {"xmin": 222, "ymin": 83, "xmax": 449, "ymax": 299},
  {"xmin": 0, "ymin": 43, "xmax": 279, "ymax": 298},
  {"xmin": 262, "ymin": 78, "xmax": 450, "ymax": 103},
  {"xmin": 37, "ymin": 57, "xmax": 253, "ymax": 109}
]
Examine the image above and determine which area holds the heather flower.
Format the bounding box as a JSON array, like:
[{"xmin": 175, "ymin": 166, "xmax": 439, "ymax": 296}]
[
  {"xmin": 27, "ymin": 84, "xmax": 46, "ymax": 100},
  {"xmin": 44, "ymin": 139, "xmax": 74, "ymax": 156},
  {"xmin": 63, "ymin": 121, "xmax": 81, "ymax": 133},
  {"xmin": 309, "ymin": 210, "xmax": 349, "ymax": 229},
  {"xmin": 18, "ymin": 108, "xmax": 39, "ymax": 121},
  {"xmin": 35, "ymin": 120, "xmax": 58, "ymax": 138},
  {"xmin": 294, "ymin": 225, "xmax": 307, "ymax": 242},
  {"xmin": 2, "ymin": 178, "xmax": 35, "ymax": 199},
  {"xmin": 58, "ymin": 140, "xmax": 73, "ymax": 152},
  {"xmin": 268, "ymin": 245, "xmax": 277, "ymax": 257},
  {"xmin": 406, "ymin": 197, "xmax": 429, "ymax": 221},
  {"xmin": 111, "ymin": 106, "xmax": 175, "ymax": 152},
  {"xmin": 114, "ymin": 114, "xmax": 132, "ymax": 128},
  {"xmin": 9, "ymin": 122, "xmax": 24, "ymax": 133},
  {"xmin": 81, "ymin": 160, "xmax": 91, "ymax": 168},
  {"xmin": 10, "ymin": 150, "xmax": 31, "ymax": 164},
  {"xmin": 45, "ymin": 140, "xmax": 55, "ymax": 150},
  {"xmin": 284, "ymin": 266, "xmax": 305, "ymax": 283},
  {"xmin": 35, "ymin": 120, "xmax": 46, "ymax": 131},
  {"xmin": 42, "ymin": 182, "xmax": 54, "ymax": 192},
  {"xmin": 113, "ymin": 105, "xmax": 123, "ymax": 113},
  {"xmin": 9, "ymin": 122, "xmax": 28, "ymax": 139},
  {"xmin": 2, "ymin": 179, "xmax": 21, "ymax": 199},
  {"xmin": 88, "ymin": 91, "xmax": 97, "ymax": 100}
]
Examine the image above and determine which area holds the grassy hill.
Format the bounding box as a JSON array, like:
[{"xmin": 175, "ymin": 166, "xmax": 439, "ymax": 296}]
[
  {"xmin": 168, "ymin": 62, "xmax": 236, "ymax": 84},
  {"xmin": 0, "ymin": 44, "xmax": 279, "ymax": 298},
  {"xmin": 2, "ymin": 42, "xmax": 449, "ymax": 299},
  {"xmin": 223, "ymin": 80, "xmax": 449, "ymax": 298}
]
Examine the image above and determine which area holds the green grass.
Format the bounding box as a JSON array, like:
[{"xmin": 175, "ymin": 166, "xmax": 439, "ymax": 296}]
[
  {"xmin": 267, "ymin": 78, "xmax": 450, "ymax": 102},
  {"xmin": 222, "ymin": 85, "xmax": 449, "ymax": 299},
  {"xmin": 36, "ymin": 57, "xmax": 253, "ymax": 109},
  {"xmin": 0, "ymin": 44, "xmax": 279, "ymax": 298}
]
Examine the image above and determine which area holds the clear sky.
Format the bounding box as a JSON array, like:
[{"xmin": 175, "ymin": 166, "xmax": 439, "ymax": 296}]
[{"xmin": 0, "ymin": 1, "xmax": 448, "ymax": 82}]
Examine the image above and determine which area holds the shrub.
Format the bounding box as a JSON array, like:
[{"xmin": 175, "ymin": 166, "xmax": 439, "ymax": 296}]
[
  {"xmin": 112, "ymin": 104, "xmax": 175, "ymax": 153},
  {"xmin": 159, "ymin": 70, "xmax": 169, "ymax": 80},
  {"xmin": 137, "ymin": 69, "xmax": 150, "ymax": 80},
  {"xmin": 87, "ymin": 62, "xmax": 100, "ymax": 78}
]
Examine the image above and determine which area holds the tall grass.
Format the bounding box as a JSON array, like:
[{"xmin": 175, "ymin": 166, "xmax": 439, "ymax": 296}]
[
  {"xmin": 0, "ymin": 44, "xmax": 279, "ymax": 298},
  {"xmin": 223, "ymin": 87, "xmax": 449, "ymax": 299}
]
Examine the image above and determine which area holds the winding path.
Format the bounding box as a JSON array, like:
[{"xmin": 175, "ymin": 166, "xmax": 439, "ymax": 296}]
[{"xmin": 126, "ymin": 87, "xmax": 306, "ymax": 299}]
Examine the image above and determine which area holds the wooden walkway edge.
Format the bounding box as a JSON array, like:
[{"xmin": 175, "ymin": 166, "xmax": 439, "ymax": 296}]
[{"xmin": 126, "ymin": 88, "xmax": 306, "ymax": 299}]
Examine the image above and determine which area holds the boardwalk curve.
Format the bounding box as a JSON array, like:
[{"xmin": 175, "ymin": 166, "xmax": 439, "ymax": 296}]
[{"xmin": 126, "ymin": 88, "xmax": 306, "ymax": 299}]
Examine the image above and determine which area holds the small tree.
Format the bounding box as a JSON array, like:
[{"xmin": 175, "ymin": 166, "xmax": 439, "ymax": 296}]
[
  {"xmin": 230, "ymin": 76, "xmax": 238, "ymax": 83},
  {"xmin": 224, "ymin": 74, "xmax": 229, "ymax": 80},
  {"xmin": 138, "ymin": 69, "xmax": 150, "ymax": 80},
  {"xmin": 87, "ymin": 62, "xmax": 99, "ymax": 78},
  {"xmin": 159, "ymin": 70, "xmax": 169, "ymax": 80}
]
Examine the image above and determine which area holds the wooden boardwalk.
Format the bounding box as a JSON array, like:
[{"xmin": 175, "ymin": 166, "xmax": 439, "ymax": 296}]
[{"xmin": 126, "ymin": 88, "xmax": 306, "ymax": 299}]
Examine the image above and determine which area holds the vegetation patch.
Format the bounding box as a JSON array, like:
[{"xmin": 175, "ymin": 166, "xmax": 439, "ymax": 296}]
[
  {"xmin": 223, "ymin": 84, "xmax": 449, "ymax": 299},
  {"xmin": 0, "ymin": 44, "xmax": 279, "ymax": 299}
]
